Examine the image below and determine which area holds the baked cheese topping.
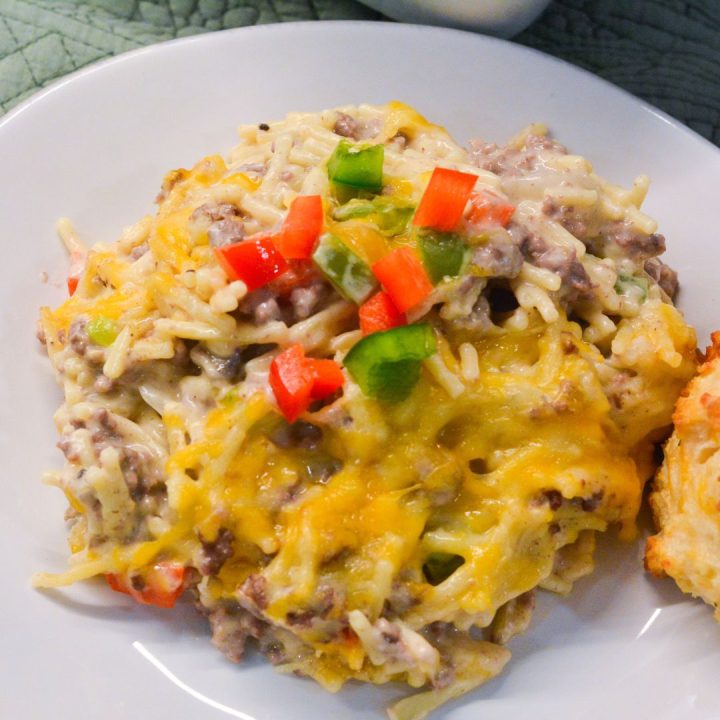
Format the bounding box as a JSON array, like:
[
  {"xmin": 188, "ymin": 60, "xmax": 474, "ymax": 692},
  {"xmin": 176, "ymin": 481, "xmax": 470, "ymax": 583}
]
[{"xmin": 36, "ymin": 103, "xmax": 696, "ymax": 719}]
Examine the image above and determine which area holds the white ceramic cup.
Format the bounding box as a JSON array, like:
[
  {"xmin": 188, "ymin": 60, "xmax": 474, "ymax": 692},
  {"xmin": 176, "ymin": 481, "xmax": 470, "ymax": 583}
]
[{"xmin": 357, "ymin": 0, "xmax": 553, "ymax": 38}]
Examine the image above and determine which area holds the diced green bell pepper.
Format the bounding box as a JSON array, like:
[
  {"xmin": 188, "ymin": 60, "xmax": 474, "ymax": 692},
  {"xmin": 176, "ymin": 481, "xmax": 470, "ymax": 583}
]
[
  {"xmin": 312, "ymin": 232, "xmax": 377, "ymax": 304},
  {"xmin": 343, "ymin": 323, "xmax": 437, "ymax": 402},
  {"xmin": 615, "ymin": 274, "xmax": 648, "ymax": 302},
  {"xmin": 333, "ymin": 196, "xmax": 415, "ymax": 236},
  {"xmin": 423, "ymin": 552, "xmax": 465, "ymax": 585},
  {"xmin": 86, "ymin": 316, "xmax": 119, "ymax": 346},
  {"xmin": 417, "ymin": 229, "xmax": 469, "ymax": 283},
  {"xmin": 327, "ymin": 140, "xmax": 384, "ymax": 193},
  {"xmin": 220, "ymin": 387, "xmax": 240, "ymax": 407}
]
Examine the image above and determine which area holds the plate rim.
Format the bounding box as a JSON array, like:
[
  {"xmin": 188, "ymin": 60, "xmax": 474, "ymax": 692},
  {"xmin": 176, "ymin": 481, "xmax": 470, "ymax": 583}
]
[{"xmin": 1, "ymin": 19, "xmax": 718, "ymax": 161}]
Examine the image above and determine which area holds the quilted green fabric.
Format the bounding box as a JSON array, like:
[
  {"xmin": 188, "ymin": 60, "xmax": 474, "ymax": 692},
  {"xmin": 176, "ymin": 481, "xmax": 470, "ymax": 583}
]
[
  {"xmin": 1, "ymin": 0, "xmax": 719, "ymax": 146},
  {"xmin": 0, "ymin": 0, "xmax": 381, "ymax": 111}
]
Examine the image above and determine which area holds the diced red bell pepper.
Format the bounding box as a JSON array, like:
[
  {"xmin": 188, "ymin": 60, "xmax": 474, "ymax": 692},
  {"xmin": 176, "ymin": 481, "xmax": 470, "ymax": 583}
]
[
  {"xmin": 270, "ymin": 345, "xmax": 345, "ymax": 421},
  {"xmin": 277, "ymin": 195, "xmax": 324, "ymax": 260},
  {"xmin": 467, "ymin": 190, "xmax": 515, "ymax": 228},
  {"xmin": 269, "ymin": 344, "xmax": 314, "ymax": 423},
  {"xmin": 67, "ymin": 251, "xmax": 85, "ymax": 296},
  {"xmin": 309, "ymin": 359, "xmax": 345, "ymax": 399},
  {"xmin": 139, "ymin": 562, "xmax": 186, "ymax": 608},
  {"xmin": 105, "ymin": 573, "xmax": 130, "ymax": 595},
  {"xmin": 215, "ymin": 236, "xmax": 288, "ymax": 291},
  {"xmin": 105, "ymin": 561, "xmax": 186, "ymax": 609},
  {"xmin": 372, "ymin": 247, "xmax": 433, "ymax": 314},
  {"xmin": 412, "ymin": 167, "xmax": 478, "ymax": 232},
  {"xmin": 358, "ymin": 291, "xmax": 406, "ymax": 335}
]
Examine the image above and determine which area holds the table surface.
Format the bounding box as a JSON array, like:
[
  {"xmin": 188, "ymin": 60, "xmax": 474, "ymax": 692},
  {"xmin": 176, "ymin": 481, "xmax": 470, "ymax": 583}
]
[{"xmin": 1, "ymin": 0, "xmax": 719, "ymax": 145}]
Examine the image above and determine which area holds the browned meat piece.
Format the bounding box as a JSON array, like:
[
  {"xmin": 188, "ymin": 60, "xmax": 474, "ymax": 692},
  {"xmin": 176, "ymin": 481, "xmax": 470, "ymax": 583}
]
[
  {"xmin": 332, "ymin": 112, "xmax": 380, "ymax": 141},
  {"xmin": 207, "ymin": 218, "xmax": 245, "ymax": 247},
  {"xmin": 385, "ymin": 582, "xmax": 420, "ymax": 616},
  {"xmin": 90, "ymin": 407, "xmax": 120, "ymax": 443},
  {"xmin": 578, "ymin": 491, "xmax": 604, "ymax": 512},
  {"xmin": 199, "ymin": 528, "xmax": 235, "ymax": 576},
  {"xmin": 542, "ymin": 197, "xmax": 590, "ymax": 240},
  {"xmin": 239, "ymin": 262, "xmax": 332, "ymax": 326},
  {"xmin": 472, "ymin": 240, "xmax": 523, "ymax": 278},
  {"xmin": 190, "ymin": 203, "xmax": 240, "ymax": 223},
  {"xmin": 439, "ymin": 276, "xmax": 494, "ymax": 335},
  {"xmin": 333, "ymin": 112, "xmax": 361, "ymax": 139},
  {"xmin": 239, "ymin": 574, "xmax": 268, "ymax": 611},
  {"xmin": 68, "ymin": 319, "xmax": 88, "ymax": 356},
  {"xmin": 520, "ymin": 232, "xmax": 567, "ymax": 270},
  {"xmin": 191, "ymin": 346, "xmax": 244, "ymax": 381},
  {"xmin": 56, "ymin": 436, "xmax": 82, "ymax": 463},
  {"xmin": 541, "ymin": 489, "xmax": 564, "ymax": 510},
  {"xmin": 448, "ymin": 295, "xmax": 493, "ymax": 335},
  {"xmin": 239, "ymin": 288, "xmax": 283, "ymax": 324},
  {"xmin": 208, "ymin": 605, "xmax": 265, "ymax": 663},
  {"xmin": 269, "ymin": 420, "xmax": 323, "ymax": 450},
  {"xmin": 286, "ymin": 586, "xmax": 336, "ymax": 628},
  {"xmin": 565, "ymin": 259, "xmax": 593, "ymax": 298},
  {"xmin": 258, "ymin": 634, "xmax": 287, "ymax": 665},
  {"xmin": 190, "ymin": 203, "xmax": 245, "ymax": 247},
  {"xmin": 520, "ymin": 232, "xmax": 593, "ymax": 298},
  {"xmin": 525, "ymin": 134, "xmax": 568, "ymax": 153},
  {"xmin": 603, "ymin": 221, "xmax": 665, "ymax": 260},
  {"xmin": 289, "ymin": 280, "xmax": 327, "ymax": 320},
  {"xmin": 468, "ymin": 135, "xmax": 567, "ymax": 176},
  {"xmin": 645, "ymin": 258, "xmax": 679, "ymax": 298},
  {"xmin": 58, "ymin": 408, "xmax": 163, "ymax": 501},
  {"xmin": 489, "ymin": 591, "xmax": 536, "ymax": 645}
]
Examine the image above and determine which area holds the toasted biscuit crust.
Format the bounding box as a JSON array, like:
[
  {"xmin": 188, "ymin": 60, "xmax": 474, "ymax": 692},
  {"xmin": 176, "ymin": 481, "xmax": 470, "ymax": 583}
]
[{"xmin": 647, "ymin": 332, "xmax": 720, "ymax": 618}]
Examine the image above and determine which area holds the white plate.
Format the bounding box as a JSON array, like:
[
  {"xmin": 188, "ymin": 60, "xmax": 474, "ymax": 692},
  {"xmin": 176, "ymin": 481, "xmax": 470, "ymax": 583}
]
[{"xmin": 1, "ymin": 21, "xmax": 718, "ymax": 720}]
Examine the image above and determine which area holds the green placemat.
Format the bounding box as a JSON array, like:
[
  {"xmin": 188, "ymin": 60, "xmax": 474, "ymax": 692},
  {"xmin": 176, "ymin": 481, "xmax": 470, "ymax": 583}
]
[
  {"xmin": 518, "ymin": 1, "xmax": 720, "ymax": 145},
  {"xmin": 2, "ymin": 0, "xmax": 720, "ymax": 146}
]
